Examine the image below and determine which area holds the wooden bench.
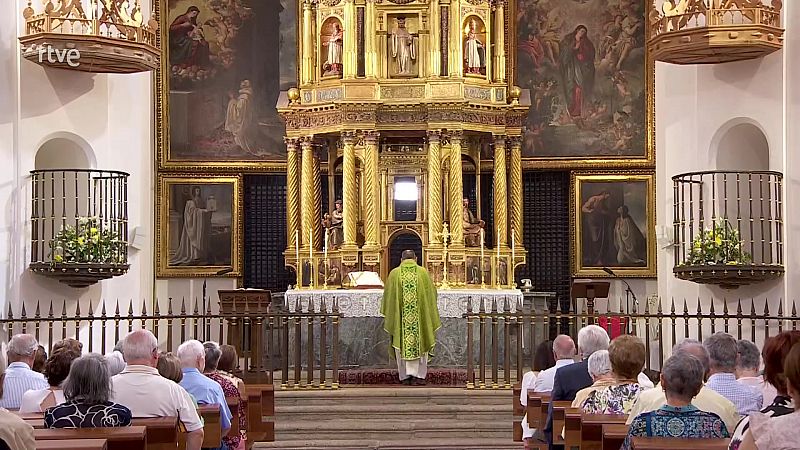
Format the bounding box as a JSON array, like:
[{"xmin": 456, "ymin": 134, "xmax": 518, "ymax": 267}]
[
  {"xmin": 602, "ymin": 423, "xmax": 629, "ymax": 450},
  {"xmin": 580, "ymin": 413, "xmax": 628, "ymax": 450},
  {"xmin": 245, "ymin": 384, "xmax": 275, "ymax": 443},
  {"xmin": 513, "ymin": 384, "xmax": 523, "ymax": 442},
  {"xmin": 551, "ymin": 401, "xmax": 573, "ymax": 445},
  {"xmin": 630, "ymin": 437, "xmax": 730, "ymax": 450},
  {"xmin": 564, "ymin": 407, "xmax": 582, "ymax": 448},
  {"xmin": 131, "ymin": 417, "xmax": 179, "ymax": 450},
  {"xmin": 34, "ymin": 426, "xmax": 147, "ymax": 450},
  {"xmin": 226, "ymin": 396, "xmax": 241, "ymax": 439},
  {"xmin": 198, "ymin": 404, "xmax": 222, "ymax": 449},
  {"xmin": 527, "ymin": 391, "xmax": 550, "ymax": 430},
  {"xmin": 36, "ymin": 439, "xmax": 108, "ymax": 450}
]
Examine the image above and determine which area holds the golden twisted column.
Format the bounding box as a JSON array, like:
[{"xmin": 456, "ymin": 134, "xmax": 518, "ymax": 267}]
[
  {"xmin": 427, "ymin": 130, "xmax": 443, "ymax": 245},
  {"xmin": 509, "ymin": 136, "xmax": 523, "ymax": 245},
  {"xmin": 313, "ymin": 154, "xmax": 322, "ymax": 250},
  {"xmin": 493, "ymin": 135, "xmax": 507, "ymax": 247},
  {"xmin": 285, "ymin": 138, "xmax": 300, "ymax": 249},
  {"xmin": 448, "ymin": 131, "xmax": 464, "ymax": 246},
  {"xmin": 363, "ymin": 131, "xmax": 380, "ymax": 249},
  {"xmin": 300, "ymin": 137, "xmax": 315, "ymax": 248},
  {"xmin": 341, "ymin": 131, "xmax": 358, "ymax": 248}
]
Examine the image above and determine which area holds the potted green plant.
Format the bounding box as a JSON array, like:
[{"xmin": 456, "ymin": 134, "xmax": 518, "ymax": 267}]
[{"xmin": 682, "ymin": 219, "xmax": 752, "ymax": 266}]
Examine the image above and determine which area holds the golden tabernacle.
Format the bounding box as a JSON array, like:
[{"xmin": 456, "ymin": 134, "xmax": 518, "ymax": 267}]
[{"xmin": 278, "ymin": 0, "xmax": 527, "ymax": 289}]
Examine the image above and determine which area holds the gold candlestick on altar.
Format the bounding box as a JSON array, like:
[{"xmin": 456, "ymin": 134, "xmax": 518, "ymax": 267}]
[
  {"xmin": 323, "ymin": 227, "xmax": 329, "ymax": 290},
  {"xmin": 437, "ymin": 222, "xmax": 451, "ymax": 290},
  {"xmin": 480, "ymin": 228, "xmax": 486, "ymax": 289}
]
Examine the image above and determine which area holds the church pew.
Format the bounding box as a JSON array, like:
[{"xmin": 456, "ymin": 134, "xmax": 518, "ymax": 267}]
[
  {"xmin": 513, "ymin": 384, "xmax": 523, "ymax": 442},
  {"xmin": 564, "ymin": 407, "xmax": 582, "ymax": 448},
  {"xmin": 580, "ymin": 413, "xmax": 628, "ymax": 450},
  {"xmin": 527, "ymin": 391, "xmax": 550, "ymax": 429},
  {"xmin": 226, "ymin": 397, "xmax": 241, "ymax": 439},
  {"xmin": 198, "ymin": 404, "xmax": 223, "ymax": 449},
  {"xmin": 34, "ymin": 426, "xmax": 147, "ymax": 450},
  {"xmin": 551, "ymin": 401, "xmax": 573, "ymax": 445},
  {"xmin": 36, "ymin": 439, "xmax": 108, "ymax": 450},
  {"xmin": 20, "ymin": 415, "xmax": 177, "ymax": 450},
  {"xmin": 629, "ymin": 437, "xmax": 730, "ymax": 450},
  {"xmin": 601, "ymin": 423, "xmax": 629, "ymax": 450},
  {"xmin": 245, "ymin": 384, "xmax": 275, "ymax": 443}
]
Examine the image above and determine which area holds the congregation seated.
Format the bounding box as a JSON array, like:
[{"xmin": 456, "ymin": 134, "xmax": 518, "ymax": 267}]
[
  {"xmin": 533, "ymin": 335, "xmax": 576, "ymax": 393},
  {"xmin": 0, "ymin": 334, "xmax": 48, "ymax": 409},
  {"xmin": 19, "ymin": 341, "xmax": 81, "ymax": 413},
  {"xmin": 627, "ymin": 339, "xmax": 741, "ymax": 433},
  {"xmin": 734, "ymin": 339, "xmax": 777, "ymax": 409},
  {"xmin": 519, "ymin": 340, "xmax": 556, "ymax": 441},
  {"xmin": 705, "ymin": 332, "xmax": 763, "ymax": 416},
  {"xmin": 729, "ymin": 331, "xmax": 800, "ymax": 450},
  {"xmin": 217, "ymin": 345, "xmax": 247, "ymax": 400},
  {"xmin": 111, "ymin": 330, "xmax": 204, "ymax": 450},
  {"xmin": 572, "ymin": 350, "xmax": 615, "ymax": 408},
  {"xmin": 583, "ymin": 335, "xmax": 646, "ymax": 415},
  {"xmin": 44, "ymin": 353, "xmax": 132, "ymax": 428},
  {"xmin": 203, "ymin": 341, "xmax": 246, "ymax": 450},
  {"xmin": 623, "ymin": 352, "xmax": 730, "ymax": 450},
  {"xmin": 177, "ymin": 339, "xmax": 232, "ymax": 449}
]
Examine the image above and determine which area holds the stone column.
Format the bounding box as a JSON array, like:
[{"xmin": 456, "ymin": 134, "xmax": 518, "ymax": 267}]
[
  {"xmin": 341, "ymin": 131, "xmax": 358, "ymax": 248},
  {"xmin": 300, "ymin": 137, "xmax": 315, "ymax": 248},
  {"xmin": 509, "ymin": 135, "xmax": 523, "ymax": 245},
  {"xmin": 301, "ymin": 0, "xmax": 314, "ymax": 85},
  {"xmin": 363, "ymin": 131, "xmax": 380, "ymax": 249},
  {"xmin": 285, "ymin": 138, "xmax": 301, "ymax": 249},
  {"xmin": 449, "ymin": 131, "xmax": 464, "ymax": 246},
  {"xmin": 493, "ymin": 1, "xmax": 506, "ymax": 82},
  {"xmin": 427, "ymin": 130, "xmax": 443, "ymax": 245},
  {"xmin": 313, "ymin": 154, "xmax": 322, "ymax": 249},
  {"xmin": 493, "ymin": 135, "xmax": 507, "ymax": 247}
]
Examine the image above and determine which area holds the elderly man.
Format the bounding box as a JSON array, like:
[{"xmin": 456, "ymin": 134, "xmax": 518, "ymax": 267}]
[
  {"xmin": 735, "ymin": 339, "xmax": 764, "ymax": 391},
  {"xmin": 626, "ymin": 338, "xmax": 740, "ymax": 434},
  {"xmin": 111, "ymin": 330, "xmax": 204, "ymax": 450},
  {"xmin": 532, "ymin": 335, "xmax": 576, "ymax": 393},
  {"xmin": 178, "ymin": 340, "xmax": 232, "ymax": 450},
  {"xmin": 0, "ymin": 334, "xmax": 48, "ymax": 409},
  {"xmin": 544, "ymin": 325, "xmax": 610, "ymax": 446},
  {"xmin": 704, "ymin": 332, "xmax": 762, "ymax": 416}
]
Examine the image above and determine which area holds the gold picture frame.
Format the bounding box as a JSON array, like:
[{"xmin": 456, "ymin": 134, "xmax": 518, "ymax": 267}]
[
  {"xmin": 512, "ymin": 1, "xmax": 655, "ymax": 169},
  {"xmin": 154, "ymin": 0, "xmax": 296, "ymax": 172},
  {"xmin": 157, "ymin": 174, "xmax": 242, "ymax": 277},
  {"xmin": 572, "ymin": 171, "xmax": 656, "ymax": 277}
]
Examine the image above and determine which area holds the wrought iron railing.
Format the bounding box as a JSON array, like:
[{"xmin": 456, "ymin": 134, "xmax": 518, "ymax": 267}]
[
  {"xmin": 672, "ymin": 170, "xmax": 783, "ymax": 288},
  {"xmin": 465, "ymin": 296, "xmax": 799, "ymax": 388}
]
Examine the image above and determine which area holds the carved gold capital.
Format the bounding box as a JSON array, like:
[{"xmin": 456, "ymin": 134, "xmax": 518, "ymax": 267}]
[
  {"xmin": 508, "ymin": 135, "xmax": 522, "ymax": 148},
  {"xmin": 363, "ymin": 130, "xmax": 380, "ymax": 145},
  {"xmin": 449, "ymin": 130, "xmax": 464, "ymax": 144},
  {"xmin": 341, "ymin": 131, "xmax": 357, "ymax": 145},
  {"xmin": 427, "ymin": 130, "xmax": 443, "ymax": 144}
]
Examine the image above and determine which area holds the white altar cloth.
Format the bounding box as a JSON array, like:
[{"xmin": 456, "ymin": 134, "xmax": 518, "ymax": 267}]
[{"xmin": 283, "ymin": 288, "xmax": 524, "ymax": 317}]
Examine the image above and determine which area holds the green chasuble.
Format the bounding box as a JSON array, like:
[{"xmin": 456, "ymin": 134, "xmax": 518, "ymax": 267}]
[{"xmin": 381, "ymin": 260, "xmax": 442, "ymax": 360}]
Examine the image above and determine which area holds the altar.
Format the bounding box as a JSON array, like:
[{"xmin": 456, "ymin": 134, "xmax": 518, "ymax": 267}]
[{"xmin": 283, "ymin": 288, "xmax": 551, "ymax": 368}]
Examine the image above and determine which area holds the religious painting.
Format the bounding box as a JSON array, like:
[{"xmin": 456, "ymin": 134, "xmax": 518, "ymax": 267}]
[
  {"xmin": 514, "ymin": 0, "xmax": 653, "ymax": 167},
  {"xmin": 387, "ymin": 15, "xmax": 419, "ymax": 78},
  {"xmin": 320, "ymin": 17, "xmax": 344, "ymax": 79},
  {"xmin": 156, "ymin": 0, "xmax": 298, "ymax": 170},
  {"xmin": 572, "ymin": 172, "xmax": 655, "ymax": 277},
  {"xmin": 157, "ymin": 175, "xmax": 241, "ymax": 277},
  {"xmin": 463, "ymin": 16, "xmax": 487, "ymax": 77}
]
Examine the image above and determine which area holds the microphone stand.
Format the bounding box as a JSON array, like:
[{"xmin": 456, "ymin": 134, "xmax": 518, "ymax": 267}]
[{"xmin": 603, "ymin": 267, "xmax": 638, "ymax": 333}]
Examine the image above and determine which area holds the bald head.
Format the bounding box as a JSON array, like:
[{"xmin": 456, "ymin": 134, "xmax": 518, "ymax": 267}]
[
  {"xmin": 553, "ymin": 335, "xmax": 577, "ymax": 360},
  {"xmin": 672, "ymin": 338, "xmax": 710, "ymax": 379},
  {"xmin": 122, "ymin": 330, "xmax": 159, "ymax": 366}
]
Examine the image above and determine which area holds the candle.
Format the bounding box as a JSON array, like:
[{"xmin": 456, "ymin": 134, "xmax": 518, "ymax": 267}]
[
  {"xmin": 511, "ymin": 227, "xmax": 515, "ymax": 286},
  {"xmin": 324, "ymin": 228, "xmax": 329, "ymax": 262},
  {"xmin": 295, "ymin": 230, "xmax": 300, "ymax": 287},
  {"xmin": 496, "ymin": 226, "xmax": 501, "ymax": 259},
  {"xmin": 309, "ymin": 230, "xmax": 313, "ymax": 259}
]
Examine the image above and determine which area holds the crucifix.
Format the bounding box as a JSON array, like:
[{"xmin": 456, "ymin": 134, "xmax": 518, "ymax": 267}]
[{"xmin": 437, "ymin": 222, "xmax": 451, "ymax": 290}]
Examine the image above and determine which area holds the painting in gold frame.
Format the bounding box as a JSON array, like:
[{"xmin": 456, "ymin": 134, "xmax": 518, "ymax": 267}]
[
  {"xmin": 512, "ymin": 0, "xmax": 654, "ymax": 169},
  {"xmin": 572, "ymin": 172, "xmax": 656, "ymax": 277},
  {"xmin": 157, "ymin": 175, "xmax": 242, "ymax": 277},
  {"xmin": 154, "ymin": 0, "xmax": 297, "ymax": 171}
]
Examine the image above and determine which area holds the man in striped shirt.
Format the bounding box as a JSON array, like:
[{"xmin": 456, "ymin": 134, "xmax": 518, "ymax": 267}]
[{"xmin": 0, "ymin": 334, "xmax": 48, "ymax": 409}]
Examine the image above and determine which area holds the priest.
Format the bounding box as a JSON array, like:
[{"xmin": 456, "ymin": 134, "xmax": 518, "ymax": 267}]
[{"xmin": 381, "ymin": 250, "xmax": 441, "ymax": 385}]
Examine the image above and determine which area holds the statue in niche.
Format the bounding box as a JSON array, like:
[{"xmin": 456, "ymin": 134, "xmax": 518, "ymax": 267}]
[
  {"xmin": 322, "ymin": 21, "xmax": 343, "ymax": 77},
  {"xmin": 463, "ymin": 19, "xmax": 485, "ymax": 75},
  {"xmin": 322, "ymin": 199, "xmax": 344, "ymax": 249},
  {"xmin": 391, "ymin": 17, "xmax": 416, "ymax": 76},
  {"xmin": 462, "ymin": 198, "xmax": 485, "ymax": 247}
]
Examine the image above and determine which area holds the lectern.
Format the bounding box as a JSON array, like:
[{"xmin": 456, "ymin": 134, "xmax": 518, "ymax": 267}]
[
  {"xmin": 571, "ymin": 280, "xmax": 610, "ymax": 325},
  {"xmin": 218, "ymin": 289, "xmax": 272, "ymax": 381}
]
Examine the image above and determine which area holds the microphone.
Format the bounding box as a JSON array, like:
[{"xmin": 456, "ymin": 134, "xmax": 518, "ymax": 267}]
[{"xmin": 602, "ymin": 267, "xmax": 616, "ymax": 277}]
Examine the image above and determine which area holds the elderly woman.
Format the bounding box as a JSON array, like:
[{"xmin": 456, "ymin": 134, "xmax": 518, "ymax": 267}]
[
  {"xmin": 737, "ymin": 342, "xmax": 800, "ymax": 450},
  {"xmin": 623, "ymin": 353, "xmax": 729, "ymax": 450},
  {"xmin": 573, "ymin": 350, "xmax": 616, "ymax": 408},
  {"xmin": 204, "ymin": 341, "xmax": 247, "ymax": 450},
  {"xmin": 19, "ymin": 344, "xmax": 81, "ymax": 413},
  {"xmin": 582, "ymin": 335, "xmax": 646, "ymax": 414},
  {"xmin": 44, "ymin": 354, "xmax": 132, "ymax": 428},
  {"xmin": 729, "ymin": 331, "xmax": 800, "ymax": 450}
]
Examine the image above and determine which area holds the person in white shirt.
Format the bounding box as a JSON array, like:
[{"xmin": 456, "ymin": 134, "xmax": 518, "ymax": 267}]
[
  {"xmin": 533, "ymin": 335, "xmax": 576, "ymax": 393},
  {"xmin": 0, "ymin": 334, "xmax": 48, "ymax": 409},
  {"xmin": 111, "ymin": 330, "xmax": 204, "ymax": 450},
  {"xmin": 520, "ymin": 340, "xmax": 557, "ymax": 441}
]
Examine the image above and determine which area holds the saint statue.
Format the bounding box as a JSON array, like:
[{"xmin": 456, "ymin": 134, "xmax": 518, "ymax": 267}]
[
  {"xmin": 464, "ymin": 19, "xmax": 485, "ymax": 74},
  {"xmin": 391, "ymin": 17, "xmax": 416, "ymax": 76},
  {"xmin": 322, "ymin": 199, "xmax": 344, "ymax": 249},
  {"xmin": 171, "ymin": 186, "xmax": 214, "ymax": 265},
  {"xmin": 462, "ymin": 198, "xmax": 485, "ymax": 247},
  {"xmin": 322, "ymin": 22, "xmax": 343, "ymax": 76}
]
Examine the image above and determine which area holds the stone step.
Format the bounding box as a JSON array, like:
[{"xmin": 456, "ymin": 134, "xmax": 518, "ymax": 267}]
[
  {"xmin": 276, "ymin": 387, "xmax": 510, "ymax": 406},
  {"xmin": 254, "ymin": 437, "xmax": 519, "ymax": 449},
  {"xmin": 277, "ymin": 403, "xmax": 510, "ymax": 420},
  {"xmin": 275, "ymin": 418, "xmax": 511, "ymax": 441}
]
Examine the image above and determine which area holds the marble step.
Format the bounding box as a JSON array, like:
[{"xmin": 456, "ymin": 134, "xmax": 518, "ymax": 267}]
[
  {"xmin": 277, "ymin": 402, "xmax": 510, "ymax": 420},
  {"xmin": 274, "ymin": 417, "xmax": 511, "ymax": 441},
  {"xmin": 254, "ymin": 437, "xmax": 519, "ymax": 449},
  {"xmin": 276, "ymin": 386, "xmax": 510, "ymax": 406}
]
